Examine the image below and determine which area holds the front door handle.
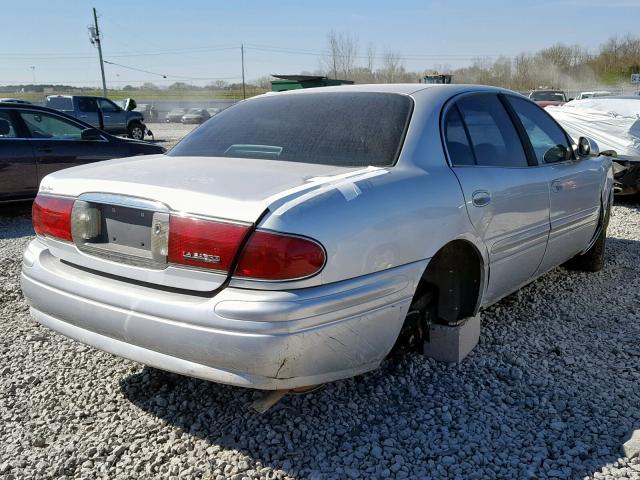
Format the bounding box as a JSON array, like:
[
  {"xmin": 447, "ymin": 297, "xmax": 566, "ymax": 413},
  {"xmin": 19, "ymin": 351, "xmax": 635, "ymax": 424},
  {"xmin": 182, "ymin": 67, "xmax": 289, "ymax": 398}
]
[
  {"xmin": 472, "ymin": 190, "xmax": 491, "ymax": 207},
  {"xmin": 35, "ymin": 146, "xmax": 53, "ymax": 153}
]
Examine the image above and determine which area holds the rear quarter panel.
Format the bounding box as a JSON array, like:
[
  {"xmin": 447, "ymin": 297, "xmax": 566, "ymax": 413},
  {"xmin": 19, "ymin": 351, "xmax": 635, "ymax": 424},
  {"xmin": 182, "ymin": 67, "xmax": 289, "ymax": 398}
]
[
  {"xmin": 259, "ymin": 167, "xmax": 469, "ymax": 285},
  {"xmin": 236, "ymin": 87, "xmax": 489, "ymax": 291}
]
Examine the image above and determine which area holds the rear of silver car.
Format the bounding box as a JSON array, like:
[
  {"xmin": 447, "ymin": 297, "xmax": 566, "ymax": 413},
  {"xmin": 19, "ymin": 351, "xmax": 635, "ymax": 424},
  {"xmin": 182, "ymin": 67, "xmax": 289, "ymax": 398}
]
[
  {"xmin": 21, "ymin": 189, "xmax": 418, "ymax": 389},
  {"xmin": 21, "ymin": 90, "xmax": 421, "ymax": 389}
]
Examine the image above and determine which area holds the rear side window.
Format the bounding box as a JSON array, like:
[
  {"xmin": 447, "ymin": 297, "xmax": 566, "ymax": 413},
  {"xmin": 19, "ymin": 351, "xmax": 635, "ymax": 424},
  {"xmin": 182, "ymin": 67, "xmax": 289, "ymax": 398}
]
[
  {"xmin": 456, "ymin": 95, "xmax": 528, "ymax": 168},
  {"xmin": 46, "ymin": 97, "xmax": 73, "ymax": 111},
  {"xmin": 168, "ymin": 92, "xmax": 413, "ymax": 167},
  {"xmin": 444, "ymin": 106, "xmax": 475, "ymax": 166},
  {"xmin": 78, "ymin": 98, "xmax": 98, "ymax": 113},
  {"xmin": 0, "ymin": 111, "xmax": 18, "ymax": 138},
  {"xmin": 506, "ymin": 96, "xmax": 572, "ymax": 164}
]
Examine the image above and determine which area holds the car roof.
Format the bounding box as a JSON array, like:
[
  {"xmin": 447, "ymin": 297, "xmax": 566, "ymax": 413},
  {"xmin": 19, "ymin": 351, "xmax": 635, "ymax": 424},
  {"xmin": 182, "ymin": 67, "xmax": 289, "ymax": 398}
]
[{"xmin": 257, "ymin": 83, "xmax": 518, "ymax": 101}]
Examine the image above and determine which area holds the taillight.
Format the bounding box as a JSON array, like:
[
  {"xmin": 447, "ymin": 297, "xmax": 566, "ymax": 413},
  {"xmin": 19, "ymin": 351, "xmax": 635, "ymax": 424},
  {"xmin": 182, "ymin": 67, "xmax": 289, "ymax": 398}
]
[
  {"xmin": 167, "ymin": 216, "xmax": 249, "ymax": 272},
  {"xmin": 234, "ymin": 231, "xmax": 326, "ymax": 281},
  {"xmin": 32, "ymin": 194, "xmax": 74, "ymax": 241}
]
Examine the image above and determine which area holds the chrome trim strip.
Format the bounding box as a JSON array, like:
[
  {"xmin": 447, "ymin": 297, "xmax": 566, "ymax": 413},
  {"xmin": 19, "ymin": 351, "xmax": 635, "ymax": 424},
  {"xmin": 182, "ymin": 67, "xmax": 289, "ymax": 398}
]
[
  {"xmin": 490, "ymin": 223, "xmax": 550, "ymax": 257},
  {"xmin": 78, "ymin": 192, "xmax": 170, "ymax": 212},
  {"xmin": 550, "ymin": 207, "xmax": 599, "ymax": 239}
]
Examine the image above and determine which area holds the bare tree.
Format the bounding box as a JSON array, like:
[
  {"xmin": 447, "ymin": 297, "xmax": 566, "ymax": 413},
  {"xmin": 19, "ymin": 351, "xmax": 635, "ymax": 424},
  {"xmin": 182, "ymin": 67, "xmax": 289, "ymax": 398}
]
[
  {"xmin": 322, "ymin": 30, "xmax": 359, "ymax": 79},
  {"xmin": 366, "ymin": 43, "xmax": 376, "ymax": 74},
  {"xmin": 378, "ymin": 51, "xmax": 403, "ymax": 82}
]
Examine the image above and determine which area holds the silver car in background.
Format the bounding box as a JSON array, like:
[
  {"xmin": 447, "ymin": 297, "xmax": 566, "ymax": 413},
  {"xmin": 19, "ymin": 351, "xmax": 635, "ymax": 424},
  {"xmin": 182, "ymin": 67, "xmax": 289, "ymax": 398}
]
[{"xmin": 21, "ymin": 84, "xmax": 613, "ymax": 390}]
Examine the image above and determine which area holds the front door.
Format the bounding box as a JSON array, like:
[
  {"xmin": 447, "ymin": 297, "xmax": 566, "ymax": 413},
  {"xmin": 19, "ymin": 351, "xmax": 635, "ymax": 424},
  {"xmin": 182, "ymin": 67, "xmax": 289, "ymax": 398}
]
[
  {"xmin": 0, "ymin": 109, "xmax": 37, "ymax": 201},
  {"xmin": 443, "ymin": 94, "xmax": 550, "ymax": 304},
  {"xmin": 503, "ymin": 95, "xmax": 604, "ymax": 274},
  {"xmin": 98, "ymin": 98, "xmax": 127, "ymax": 134},
  {"xmin": 17, "ymin": 109, "xmax": 116, "ymax": 182}
]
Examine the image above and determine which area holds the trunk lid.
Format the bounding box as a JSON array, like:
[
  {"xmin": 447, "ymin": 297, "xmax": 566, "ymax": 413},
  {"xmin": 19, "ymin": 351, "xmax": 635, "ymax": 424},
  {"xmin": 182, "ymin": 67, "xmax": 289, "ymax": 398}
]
[
  {"xmin": 41, "ymin": 155, "xmax": 363, "ymax": 222},
  {"xmin": 39, "ymin": 155, "xmax": 367, "ymax": 291}
]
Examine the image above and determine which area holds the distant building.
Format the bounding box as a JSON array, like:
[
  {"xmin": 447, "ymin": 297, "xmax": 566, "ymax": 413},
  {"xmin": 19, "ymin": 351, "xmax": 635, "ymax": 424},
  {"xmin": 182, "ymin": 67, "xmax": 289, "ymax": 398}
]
[{"xmin": 270, "ymin": 75, "xmax": 354, "ymax": 92}]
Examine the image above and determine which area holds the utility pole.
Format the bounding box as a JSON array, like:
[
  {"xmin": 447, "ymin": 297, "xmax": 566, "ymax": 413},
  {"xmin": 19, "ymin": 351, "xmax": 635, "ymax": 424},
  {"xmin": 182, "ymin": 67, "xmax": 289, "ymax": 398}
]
[
  {"xmin": 89, "ymin": 7, "xmax": 107, "ymax": 97},
  {"xmin": 30, "ymin": 66, "xmax": 36, "ymax": 84},
  {"xmin": 241, "ymin": 43, "xmax": 246, "ymax": 100}
]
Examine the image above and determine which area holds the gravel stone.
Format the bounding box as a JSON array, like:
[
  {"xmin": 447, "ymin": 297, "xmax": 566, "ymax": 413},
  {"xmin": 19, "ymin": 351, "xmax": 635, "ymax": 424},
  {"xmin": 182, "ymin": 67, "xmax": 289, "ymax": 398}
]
[
  {"xmin": 1, "ymin": 189, "xmax": 639, "ymax": 479},
  {"xmin": 623, "ymin": 429, "xmax": 640, "ymax": 459}
]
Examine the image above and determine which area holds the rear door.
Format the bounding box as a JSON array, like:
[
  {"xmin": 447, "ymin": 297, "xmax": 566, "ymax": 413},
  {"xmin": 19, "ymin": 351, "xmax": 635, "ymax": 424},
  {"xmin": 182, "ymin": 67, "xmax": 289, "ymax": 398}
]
[
  {"xmin": 444, "ymin": 93, "xmax": 551, "ymax": 304},
  {"xmin": 504, "ymin": 95, "xmax": 603, "ymax": 273},
  {"xmin": 75, "ymin": 97, "xmax": 102, "ymax": 129},
  {"xmin": 17, "ymin": 109, "xmax": 120, "ymax": 182},
  {"xmin": 0, "ymin": 108, "xmax": 37, "ymax": 200}
]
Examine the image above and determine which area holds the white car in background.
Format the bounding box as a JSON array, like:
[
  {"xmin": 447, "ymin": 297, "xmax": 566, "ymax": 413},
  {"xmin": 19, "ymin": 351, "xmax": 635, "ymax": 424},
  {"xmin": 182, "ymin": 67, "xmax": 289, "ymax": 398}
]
[
  {"xmin": 576, "ymin": 91, "xmax": 613, "ymax": 100},
  {"xmin": 22, "ymin": 84, "xmax": 613, "ymax": 390}
]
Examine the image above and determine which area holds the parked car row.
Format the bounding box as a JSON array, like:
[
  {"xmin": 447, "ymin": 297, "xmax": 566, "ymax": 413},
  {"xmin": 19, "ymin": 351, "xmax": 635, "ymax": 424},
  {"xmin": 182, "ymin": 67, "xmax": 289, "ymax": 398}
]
[
  {"xmin": 0, "ymin": 102, "xmax": 165, "ymax": 202},
  {"xmin": 165, "ymin": 107, "xmax": 221, "ymax": 124}
]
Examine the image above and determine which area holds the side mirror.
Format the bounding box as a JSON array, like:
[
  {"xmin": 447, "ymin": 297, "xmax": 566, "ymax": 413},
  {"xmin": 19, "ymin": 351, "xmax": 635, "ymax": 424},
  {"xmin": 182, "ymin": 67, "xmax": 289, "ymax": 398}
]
[
  {"xmin": 81, "ymin": 128, "xmax": 103, "ymax": 141},
  {"xmin": 577, "ymin": 137, "xmax": 599, "ymax": 158},
  {"xmin": 543, "ymin": 144, "xmax": 572, "ymax": 163}
]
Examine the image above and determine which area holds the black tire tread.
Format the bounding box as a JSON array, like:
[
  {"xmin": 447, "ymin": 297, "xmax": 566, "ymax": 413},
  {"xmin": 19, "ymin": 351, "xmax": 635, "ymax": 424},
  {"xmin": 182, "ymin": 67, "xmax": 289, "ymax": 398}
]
[{"xmin": 563, "ymin": 201, "xmax": 610, "ymax": 272}]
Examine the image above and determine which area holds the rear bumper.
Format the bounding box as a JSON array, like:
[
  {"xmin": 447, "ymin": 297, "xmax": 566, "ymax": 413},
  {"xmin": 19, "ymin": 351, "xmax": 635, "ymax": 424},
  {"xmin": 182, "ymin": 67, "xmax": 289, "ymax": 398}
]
[{"xmin": 21, "ymin": 239, "xmax": 424, "ymax": 389}]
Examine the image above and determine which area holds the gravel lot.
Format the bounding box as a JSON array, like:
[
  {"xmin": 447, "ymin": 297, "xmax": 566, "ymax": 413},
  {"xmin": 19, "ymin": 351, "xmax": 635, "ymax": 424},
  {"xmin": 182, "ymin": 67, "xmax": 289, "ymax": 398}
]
[
  {"xmin": 1, "ymin": 194, "xmax": 639, "ymax": 479},
  {"xmin": 147, "ymin": 122, "xmax": 197, "ymax": 150}
]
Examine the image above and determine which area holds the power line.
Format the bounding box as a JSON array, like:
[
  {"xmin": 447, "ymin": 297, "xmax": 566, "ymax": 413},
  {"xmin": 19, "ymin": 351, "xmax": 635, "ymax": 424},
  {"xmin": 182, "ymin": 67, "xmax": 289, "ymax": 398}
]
[
  {"xmin": 0, "ymin": 43, "xmax": 506, "ymax": 62},
  {"xmin": 243, "ymin": 44, "xmax": 505, "ymax": 61},
  {"xmin": 103, "ymin": 60, "xmax": 241, "ymax": 81},
  {"xmin": 0, "ymin": 45, "xmax": 240, "ymax": 61}
]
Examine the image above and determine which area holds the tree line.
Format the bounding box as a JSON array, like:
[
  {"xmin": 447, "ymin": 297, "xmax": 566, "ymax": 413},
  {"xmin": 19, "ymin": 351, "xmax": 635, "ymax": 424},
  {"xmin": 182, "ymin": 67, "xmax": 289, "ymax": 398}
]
[{"xmin": 318, "ymin": 32, "xmax": 640, "ymax": 90}]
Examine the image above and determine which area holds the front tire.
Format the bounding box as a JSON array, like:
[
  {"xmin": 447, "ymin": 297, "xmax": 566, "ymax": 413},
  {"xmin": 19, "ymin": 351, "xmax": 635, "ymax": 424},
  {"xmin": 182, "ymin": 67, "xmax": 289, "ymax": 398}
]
[{"xmin": 128, "ymin": 122, "xmax": 145, "ymax": 140}]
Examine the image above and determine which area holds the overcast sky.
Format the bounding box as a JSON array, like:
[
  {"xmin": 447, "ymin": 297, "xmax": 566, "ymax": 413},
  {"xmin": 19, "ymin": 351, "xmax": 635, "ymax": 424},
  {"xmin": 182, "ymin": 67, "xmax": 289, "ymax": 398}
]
[{"xmin": 2, "ymin": 0, "xmax": 639, "ymax": 87}]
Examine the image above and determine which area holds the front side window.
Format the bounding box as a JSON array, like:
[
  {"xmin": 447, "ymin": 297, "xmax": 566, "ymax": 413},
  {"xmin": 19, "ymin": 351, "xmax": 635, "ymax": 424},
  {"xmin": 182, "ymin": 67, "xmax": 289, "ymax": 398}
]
[
  {"xmin": 0, "ymin": 111, "xmax": 18, "ymax": 138},
  {"xmin": 98, "ymin": 99, "xmax": 120, "ymax": 113},
  {"xmin": 456, "ymin": 95, "xmax": 528, "ymax": 168},
  {"xmin": 507, "ymin": 96, "xmax": 572, "ymax": 164},
  {"xmin": 169, "ymin": 92, "xmax": 413, "ymax": 167},
  {"xmin": 19, "ymin": 111, "xmax": 84, "ymax": 140}
]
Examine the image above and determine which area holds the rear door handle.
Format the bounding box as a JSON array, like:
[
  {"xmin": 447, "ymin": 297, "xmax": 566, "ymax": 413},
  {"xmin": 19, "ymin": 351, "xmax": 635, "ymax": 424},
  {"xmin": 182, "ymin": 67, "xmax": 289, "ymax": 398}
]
[
  {"xmin": 35, "ymin": 146, "xmax": 53, "ymax": 153},
  {"xmin": 472, "ymin": 190, "xmax": 491, "ymax": 207}
]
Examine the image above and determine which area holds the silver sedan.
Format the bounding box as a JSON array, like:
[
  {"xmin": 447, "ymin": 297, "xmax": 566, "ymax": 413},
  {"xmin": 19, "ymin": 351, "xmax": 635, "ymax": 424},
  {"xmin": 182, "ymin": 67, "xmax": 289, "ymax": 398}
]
[{"xmin": 21, "ymin": 84, "xmax": 613, "ymax": 390}]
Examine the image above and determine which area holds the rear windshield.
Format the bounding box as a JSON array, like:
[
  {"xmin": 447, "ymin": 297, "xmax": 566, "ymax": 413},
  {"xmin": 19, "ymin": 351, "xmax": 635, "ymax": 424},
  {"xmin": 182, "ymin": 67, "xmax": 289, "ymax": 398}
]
[
  {"xmin": 530, "ymin": 91, "xmax": 566, "ymax": 102},
  {"xmin": 46, "ymin": 97, "xmax": 73, "ymax": 110},
  {"xmin": 168, "ymin": 92, "xmax": 413, "ymax": 167}
]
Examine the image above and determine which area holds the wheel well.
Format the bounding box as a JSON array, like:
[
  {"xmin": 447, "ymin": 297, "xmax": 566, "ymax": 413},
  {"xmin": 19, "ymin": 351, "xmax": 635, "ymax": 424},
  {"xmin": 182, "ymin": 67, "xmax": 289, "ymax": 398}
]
[{"xmin": 422, "ymin": 240, "xmax": 483, "ymax": 324}]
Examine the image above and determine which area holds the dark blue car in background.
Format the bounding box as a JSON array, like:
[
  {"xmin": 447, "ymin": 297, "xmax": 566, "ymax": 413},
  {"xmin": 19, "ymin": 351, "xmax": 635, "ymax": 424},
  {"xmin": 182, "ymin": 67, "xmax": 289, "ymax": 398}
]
[{"xmin": 0, "ymin": 102, "xmax": 165, "ymax": 202}]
